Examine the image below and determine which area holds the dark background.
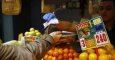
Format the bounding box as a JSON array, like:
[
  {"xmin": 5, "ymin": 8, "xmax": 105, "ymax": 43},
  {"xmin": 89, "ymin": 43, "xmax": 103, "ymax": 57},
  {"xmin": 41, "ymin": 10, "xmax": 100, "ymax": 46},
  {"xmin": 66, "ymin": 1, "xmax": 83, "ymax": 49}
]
[
  {"xmin": 13, "ymin": 0, "xmax": 44, "ymax": 40},
  {"xmin": 0, "ymin": 0, "xmax": 88, "ymax": 41}
]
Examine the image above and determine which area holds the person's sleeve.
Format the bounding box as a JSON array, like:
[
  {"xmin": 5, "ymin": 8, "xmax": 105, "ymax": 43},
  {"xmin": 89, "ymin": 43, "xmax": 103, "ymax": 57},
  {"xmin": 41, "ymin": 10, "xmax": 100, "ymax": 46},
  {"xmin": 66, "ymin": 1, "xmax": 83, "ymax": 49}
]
[
  {"xmin": 0, "ymin": 44, "xmax": 15, "ymax": 60},
  {"xmin": 25, "ymin": 34, "xmax": 55, "ymax": 59},
  {"xmin": 0, "ymin": 34, "xmax": 54, "ymax": 60},
  {"xmin": 0, "ymin": 43, "xmax": 36, "ymax": 60}
]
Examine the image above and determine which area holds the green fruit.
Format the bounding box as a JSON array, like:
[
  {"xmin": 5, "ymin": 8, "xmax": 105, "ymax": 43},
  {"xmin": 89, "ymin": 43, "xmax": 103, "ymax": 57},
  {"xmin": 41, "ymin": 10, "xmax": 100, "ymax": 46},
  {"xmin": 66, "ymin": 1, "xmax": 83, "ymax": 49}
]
[
  {"xmin": 30, "ymin": 28, "xmax": 35, "ymax": 32},
  {"xmin": 24, "ymin": 31, "xmax": 29, "ymax": 36},
  {"xmin": 36, "ymin": 32, "xmax": 41, "ymax": 36},
  {"xmin": 35, "ymin": 30, "xmax": 39, "ymax": 33}
]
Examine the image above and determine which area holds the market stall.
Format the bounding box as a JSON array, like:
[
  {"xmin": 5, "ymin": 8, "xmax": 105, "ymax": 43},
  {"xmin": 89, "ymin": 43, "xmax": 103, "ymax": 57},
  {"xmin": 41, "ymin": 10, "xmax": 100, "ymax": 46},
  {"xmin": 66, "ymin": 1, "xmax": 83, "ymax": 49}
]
[
  {"xmin": 1, "ymin": 0, "xmax": 115, "ymax": 60},
  {"xmin": 42, "ymin": 16, "xmax": 115, "ymax": 60}
]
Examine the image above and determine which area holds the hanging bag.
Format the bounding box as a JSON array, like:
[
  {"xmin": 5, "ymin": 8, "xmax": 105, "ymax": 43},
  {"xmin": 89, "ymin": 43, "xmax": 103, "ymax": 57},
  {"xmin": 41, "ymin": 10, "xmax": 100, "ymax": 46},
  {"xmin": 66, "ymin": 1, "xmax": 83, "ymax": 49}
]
[{"xmin": 2, "ymin": 0, "xmax": 21, "ymax": 15}]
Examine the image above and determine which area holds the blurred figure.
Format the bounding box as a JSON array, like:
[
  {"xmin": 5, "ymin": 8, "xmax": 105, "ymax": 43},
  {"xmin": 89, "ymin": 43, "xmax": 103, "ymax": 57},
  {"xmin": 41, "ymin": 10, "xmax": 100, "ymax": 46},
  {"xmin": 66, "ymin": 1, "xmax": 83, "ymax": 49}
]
[
  {"xmin": 98, "ymin": 0, "xmax": 115, "ymax": 46},
  {"xmin": 89, "ymin": 0, "xmax": 115, "ymax": 46}
]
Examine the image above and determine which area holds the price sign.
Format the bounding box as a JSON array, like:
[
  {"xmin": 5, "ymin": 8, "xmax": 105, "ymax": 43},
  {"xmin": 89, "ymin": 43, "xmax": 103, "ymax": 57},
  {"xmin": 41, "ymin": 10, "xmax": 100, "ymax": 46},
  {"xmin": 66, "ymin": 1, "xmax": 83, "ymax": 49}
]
[
  {"xmin": 24, "ymin": 36, "xmax": 40, "ymax": 44},
  {"xmin": 20, "ymin": 36, "xmax": 40, "ymax": 45},
  {"xmin": 76, "ymin": 16, "xmax": 110, "ymax": 50},
  {"xmin": 24, "ymin": 37, "xmax": 36, "ymax": 41},
  {"xmin": 94, "ymin": 31, "xmax": 108, "ymax": 46},
  {"xmin": 80, "ymin": 38, "xmax": 86, "ymax": 49}
]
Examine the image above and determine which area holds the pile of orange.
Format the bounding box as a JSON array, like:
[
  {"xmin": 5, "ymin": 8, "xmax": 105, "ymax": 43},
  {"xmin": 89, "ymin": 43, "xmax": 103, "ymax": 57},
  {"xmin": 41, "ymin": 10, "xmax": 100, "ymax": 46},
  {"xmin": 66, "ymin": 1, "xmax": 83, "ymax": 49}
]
[
  {"xmin": 43, "ymin": 43, "xmax": 115, "ymax": 60},
  {"xmin": 43, "ymin": 45, "xmax": 79, "ymax": 60}
]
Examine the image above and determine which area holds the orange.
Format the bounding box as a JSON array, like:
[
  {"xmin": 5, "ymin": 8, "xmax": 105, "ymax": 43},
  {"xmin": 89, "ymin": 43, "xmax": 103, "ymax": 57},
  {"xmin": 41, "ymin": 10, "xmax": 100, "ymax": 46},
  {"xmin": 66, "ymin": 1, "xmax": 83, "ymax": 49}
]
[
  {"xmin": 52, "ymin": 51, "xmax": 58, "ymax": 57},
  {"xmin": 63, "ymin": 59, "xmax": 68, "ymax": 60},
  {"xmin": 98, "ymin": 54, "xmax": 109, "ymax": 60},
  {"xmin": 73, "ymin": 52, "xmax": 78, "ymax": 57},
  {"xmin": 58, "ymin": 48, "xmax": 63, "ymax": 55},
  {"xmin": 47, "ymin": 55, "xmax": 52, "ymax": 60},
  {"xmin": 63, "ymin": 48, "xmax": 69, "ymax": 53},
  {"xmin": 88, "ymin": 53, "xmax": 97, "ymax": 60},
  {"xmin": 54, "ymin": 48, "xmax": 58, "ymax": 52},
  {"xmin": 68, "ymin": 52, "xmax": 73, "ymax": 58},
  {"xmin": 51, "ymin": 57, "xmax": 56, "ymax": 60},
  {"xmin": 43, "ymin": 54, "xmax": 48, "ymax": 60},
  {"xmin": 47, "ymin": 49, "xmax": 53, "ymax": 55},
  {"xmin": 74, "ymin": 57, "xmax": 79, "ymax": 60},
  {"xmin": 63, "ymin": 53, "xmax": 68, "ymax": 59},
  {"xmin": 79, "ymin": 52, "xmax": 88, "ymax": 60},
  {"xmin": 57, "ymin": 55, "xmax": 63, "ymax": 60},
  {"xmin": 69, "ymin": 48, "xmax": 75, "ymax": 53},
  {"xmin": 68, "ymin": 58, "xmax": 73, "ymax": 60}
]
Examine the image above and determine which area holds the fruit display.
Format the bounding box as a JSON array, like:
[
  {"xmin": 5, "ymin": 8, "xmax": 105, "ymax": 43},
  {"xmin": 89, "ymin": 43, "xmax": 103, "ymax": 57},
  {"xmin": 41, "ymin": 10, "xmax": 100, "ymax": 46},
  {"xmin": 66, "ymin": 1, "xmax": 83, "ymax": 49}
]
[
  {"xmin": 3, "ymin": 28, "xmax": 42, "ymax": 46},
  {"xmin": 18, "ymin": 27, "xmax": 42, "ymax": 41},
  {"xmin": 20, "ymin": 28, "xmax": 42, "ymax": 45},
  {"xmin": 43, "ymin": 44, "xmax": 79, "ymax": 60},
  {"xmin": 24, "ymin": 28, "xmax": 42, "ymax": 37},
  {"xmin": 43, "ymin": 43, "xmax": 115, "ymax": 60}
]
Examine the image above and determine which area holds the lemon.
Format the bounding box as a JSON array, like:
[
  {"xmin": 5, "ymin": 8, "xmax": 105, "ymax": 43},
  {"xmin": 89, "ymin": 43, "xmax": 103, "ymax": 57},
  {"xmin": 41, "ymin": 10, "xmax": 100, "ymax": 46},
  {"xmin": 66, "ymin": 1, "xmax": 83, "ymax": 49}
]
[
  {"xmin": 98, "ymin": 54, "xmax": 109, "ymax": 60},
  {"xmin": 79, "ymin": 52, "xmax": 88, "ymax": 60},
  {"xmin": 89, "ymin": 53, "xmax": 97, "ymax": 60},
  {"xmin": 98, "ymin": 48, "xmax": 107, "ymax": 55}
]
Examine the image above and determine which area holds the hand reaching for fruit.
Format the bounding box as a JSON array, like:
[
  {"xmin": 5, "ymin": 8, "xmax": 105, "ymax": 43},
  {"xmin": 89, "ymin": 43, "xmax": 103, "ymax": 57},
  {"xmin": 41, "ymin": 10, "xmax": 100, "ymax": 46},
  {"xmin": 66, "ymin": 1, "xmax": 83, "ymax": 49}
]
[
  {"xmin": 49, "ymin": 31, "xmax": 62, "ymax": 43},
  {"xmin": 49, "ymin": 31, "xmax": 76, "ymax": 43}
]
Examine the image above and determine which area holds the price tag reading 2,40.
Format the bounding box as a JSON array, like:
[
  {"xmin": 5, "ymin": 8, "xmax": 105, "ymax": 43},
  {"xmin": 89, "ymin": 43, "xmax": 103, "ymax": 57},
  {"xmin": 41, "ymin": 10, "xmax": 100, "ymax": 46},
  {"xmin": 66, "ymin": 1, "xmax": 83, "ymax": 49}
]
[
  {"xmin": 94, "ymin": 31, "xmax": 108, "ymax": 46},
  {"xmin": 76, "ymin": 16, "xmax": 110, "ymax": 50}
]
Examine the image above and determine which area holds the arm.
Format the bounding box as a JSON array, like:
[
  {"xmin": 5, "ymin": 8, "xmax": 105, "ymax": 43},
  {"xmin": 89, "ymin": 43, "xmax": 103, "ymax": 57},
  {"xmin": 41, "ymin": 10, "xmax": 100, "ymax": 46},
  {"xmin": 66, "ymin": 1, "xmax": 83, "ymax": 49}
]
[
  {"xmin": 0, "ymin": 34, "xmax": 55, "ymax": 60},
  {"xmin": 25, "ymin": 34, "xmax": 54, "ymax": 59}
]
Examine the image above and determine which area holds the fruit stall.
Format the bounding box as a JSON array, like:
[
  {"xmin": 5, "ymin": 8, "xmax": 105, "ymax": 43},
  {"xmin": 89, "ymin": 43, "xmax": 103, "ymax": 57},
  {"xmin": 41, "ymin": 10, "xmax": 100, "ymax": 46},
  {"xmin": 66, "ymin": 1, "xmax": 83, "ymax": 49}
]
[
  {"xmin": 41, "ymin": 16, "xmax": 115, "ymax": 60},
  {"xmin": 2, "ymin": 16, "xmax": 115, "ymax": 60},
  {"xmin": 0, "ymin": 0, "xmax": 115, "ymax": 60}
]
